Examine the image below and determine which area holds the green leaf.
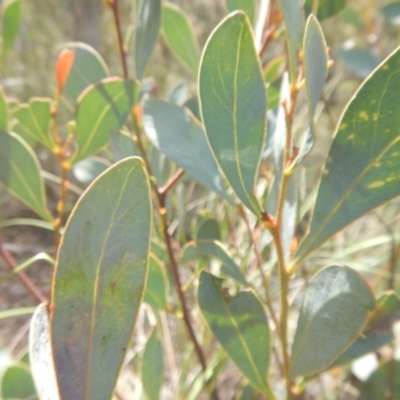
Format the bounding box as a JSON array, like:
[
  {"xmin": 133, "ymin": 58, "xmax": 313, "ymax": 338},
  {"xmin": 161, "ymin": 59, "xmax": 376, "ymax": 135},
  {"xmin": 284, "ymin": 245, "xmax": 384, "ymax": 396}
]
[
  {"xmin": 29, "ymin": 304, "xmax": 59, "ymax": 400},
  {"xmin": 304, "ymin": 0, "xmax": 346, "ymax": 20},
  {"xmin": 198, "ymin": 271, "xmax": 272, "ymax": 396},
  {"xmin": 304, "ymin": 15, "xmax": 328, "ymax": 118},
  {"xmin": 0, "ymin": 86, "xmax": 9, "ymax": 130},
  {"xmin": 62, "ymin": 42, "xmax": 109, "ymax": 103},
  {"xmin": 161, "ymin": 3, "xmax": 200, "ymax": 75},
  {"xmin": 294, "ymin": 47, "xmax": 400, "ymax": 264},
  {"xmin": 199, "ymin": 12, "xmax": 266, "ymax": 215},
  {"xmin": 50, "ymin": 157, "xmax": 152, "ymax": 400},
  {"xmin": 142, "ymin": 329, "xmax": 163, "ymax": 400},
  {"xmin": 0, "ymin": 130, "xmax": 52, "ymax": 221},
  {"xmin": 329, "ymin": 291, "xmax": 400, "ymax": 368},
  {"xmin": 338, "ymin": 47, "xmax": 380, "ymax": 78},
  {"xmin": 358, "ymin": 360, "xmax": 400, "ymax": 399},
  {"xmin": 226, "ymin": 0, "xmax": 256, "ymax": 26},
  {"xmin": 1, "ymin": 0, "xmax": 22, "ymax": 69},
  {"xmin": 74, "ymin": 78, "xmax": 136, "ymax": 163},
  {"xmin": 264, "ymin": 56, "xmax": 285, "ymax": 84},
  {"xmin": 197, "ymin": 217, "xmax": 221, "ymax": 241},
  {"xmin": 289, "ymin": 265, "xmax": 375, "ymax": 378},
  {"xmin": 294, "ymin": 15, "xmax": 328, "ymax": 165},
  {"xmin": 135, "ymin": 0, "xmax": 161, "ymax": 79},
  {"xmin": 197, "ymin": 240, "xmax": 247, "ymax": 285},
  {"xmin": 1, "ymin": 364, "xmax": 37, "ymax": 400},
  {"xmin": 278, "ymin": 0, "xmax": 304, "ymax": 81},
  {"xmin": 381, "ymin": 2, "xmax": 400, "ymax": 26},
  {"xmin": 144, "ymin": 254, "xmax": 169, "ymax": 310},
  {"xmin": 13, "ymin": 98, "xmax": 54, "ymax": 149},
  {"xmin": 143, "ymin": 98, "xmax": 232, "ymax": 201}
]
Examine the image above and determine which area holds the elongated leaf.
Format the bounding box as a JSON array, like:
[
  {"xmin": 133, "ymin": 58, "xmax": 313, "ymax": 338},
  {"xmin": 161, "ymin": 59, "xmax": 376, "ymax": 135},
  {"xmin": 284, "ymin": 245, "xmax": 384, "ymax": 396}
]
[
  {"xmin": 142, "ymin": 330, "xmax": 163, "ymax": 400},
  {"xmin": 143, "ymin": 98, "xmax": 232, "ymax": 201},
  {"xmin": 199, "ymin": 12, "xmax": 266, "ymax": 214},
  {"xmin": 1, "ymin": 0, "xmax": 22, "ymax": 69},
  {"xmin": 74, "ymin": 78, "xmax": 136, "ymax": 163},
  {"xmin": 29, "ymin": 304, "xmax": 59, "ymax": 400},
  {"xmin": 198, "ymin": 271, "xmax": 272, "ymax": 395},
  {"xmin": 50, "ymin": 157, "xmax": 152, "ymax": 400},
  {"xmin": 61, "ymin": 42, "xmax": 109, "ymax": 102},
  {"xmin": 226, "ymin": 0, "xmax": 256, "ymax": 25},
  {"xmin": 0, "ymin": 131, "xmax": 52, "ymax": 221},
  {"xmin": 0, "ymin": 86, "xmax": 8, "ymax": 130},
  {"xmin": 135, "ymin": 0, "xmax": 161, "ymax": 79},
  {"xmin": 304, "ymin": 16, "xmax": 328, "ymax": 119},
  {"xmin": 358, "ymin": 360, "xmax": 400, "ymax": 399},
  {"xmin": 289, "ymin": 265, "xmax": 375, "ymax": 378},
  {"xmin": 1, "ymin": 364, "xmax": 36, "ymax": 400},
  {"xmin": 294, "ymin": 47, "xmax": 400, "ymax": 264},
  {"xmin": 144, "ymin": 254, "xmax": 169, "ymax": 310},
  {"xmin": 279, "ymin": 0, "xmax": 304, "ymax": 81},
  {"xmin": 161, "ymin": 3, "xmax": 200, "ymax": 75},
  {"xmin": 266, "ymin": 73, "xmax": 289, "ymax": 213},
  {"xmin": 13, "ymin": 98, "xmax": 54, "ymax": 148},
  {"xmin": 294, "ymin": 15, "xmax": 328, "ymax": 165}
]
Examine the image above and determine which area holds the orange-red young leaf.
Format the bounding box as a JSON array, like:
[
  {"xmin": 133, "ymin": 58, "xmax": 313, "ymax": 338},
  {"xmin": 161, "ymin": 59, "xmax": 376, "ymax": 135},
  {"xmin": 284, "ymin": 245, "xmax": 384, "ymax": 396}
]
[{"xmin": 55, "ymin": 49, "xmax": 75, "ymax": 93}]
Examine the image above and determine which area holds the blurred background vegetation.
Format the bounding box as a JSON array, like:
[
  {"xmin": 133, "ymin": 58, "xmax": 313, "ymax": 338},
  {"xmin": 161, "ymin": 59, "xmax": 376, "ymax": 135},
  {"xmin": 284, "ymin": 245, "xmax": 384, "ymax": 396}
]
[{"xmin": 1, "ymin": 0, "xmax": 400, "ymax": 399}]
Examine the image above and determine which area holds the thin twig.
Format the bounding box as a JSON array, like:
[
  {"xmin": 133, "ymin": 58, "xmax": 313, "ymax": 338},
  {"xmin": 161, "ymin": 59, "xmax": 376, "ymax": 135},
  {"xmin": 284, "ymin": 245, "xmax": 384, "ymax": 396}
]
[
  {"xmin": 0, "ymin": 229, "xmax": 47, "ymax": 303},
  {"xmin": 131, "ymin": 110, "xmax": 219, "ymax": 400},
  {"xmin": 108, "ymin": 0, "xmax": 129, "ymax": 79}
]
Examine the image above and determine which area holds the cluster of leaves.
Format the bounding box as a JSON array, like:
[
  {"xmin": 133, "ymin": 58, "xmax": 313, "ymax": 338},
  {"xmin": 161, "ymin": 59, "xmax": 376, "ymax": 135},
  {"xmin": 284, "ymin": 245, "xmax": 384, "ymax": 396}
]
[{"xmin": 0, "ymin": 0, "xmax": 400, "ymax": 399}]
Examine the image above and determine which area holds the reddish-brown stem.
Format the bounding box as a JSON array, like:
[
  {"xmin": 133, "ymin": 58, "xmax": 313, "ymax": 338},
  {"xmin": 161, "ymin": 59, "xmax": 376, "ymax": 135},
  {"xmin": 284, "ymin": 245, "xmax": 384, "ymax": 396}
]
[
  {"xmin": 159, "ymin": 168, "xmax": 185, "ymax": 195},
  {"xmin": 0, "ymin": 229, "xmax": 47, "ymax": 303},
  {"xmin": 109, "ymin": 0, "xmax": 129, "ymax": 79},
  {"xmin": 131, "ymin": 112, "xmax": 219, "ymax": 399}
]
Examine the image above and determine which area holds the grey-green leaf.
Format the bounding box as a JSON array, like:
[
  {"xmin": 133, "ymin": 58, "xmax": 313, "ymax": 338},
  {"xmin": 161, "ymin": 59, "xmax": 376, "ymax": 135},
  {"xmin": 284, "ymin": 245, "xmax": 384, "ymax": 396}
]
[
  {"xmin": 62, "ymin": 42, "xmax": 109, "ymax": 103},
  {"xmin": 135, "ymin": 0, "xmax": 161, "ymax": 79},
  {"xmin": 0, "ymin": 130, "xmax": 52, "ymax": 221},
  {"xmin": 198, "ymin": 271, "xmax": 272, "ymax": 395},
  {"xmin": 278, "ymin": 0, "xmax": 304, "ymax": 81},
  {"xmin": 294, "ymin": 46, "xmax": 400, "ymax": 264},
  {"xmin": 50, "ymin": 157, "xmax": 152, "ymax": 400},
  {"xmin": 289, "ymin": 265, "xmax": 375, "ymax": 378},
  {"xmin": 143, "ymin": 98, "xmax": 232, "ymax": 201},
  {"xmin": 294, "ymin": 15, "xmax": 328, "ymax": 166},
  {"xmin": 199, "ymin": 12, "xmax": 266, "ymax": 214}
]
